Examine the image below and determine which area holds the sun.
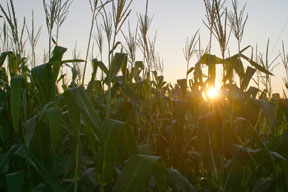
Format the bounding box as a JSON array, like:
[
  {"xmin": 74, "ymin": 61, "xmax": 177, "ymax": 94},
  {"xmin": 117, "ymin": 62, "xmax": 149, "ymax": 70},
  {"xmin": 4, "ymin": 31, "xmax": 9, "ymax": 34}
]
[{"xmin": 207, "ymin": 87, "xmax": 218, "ymax": 99}]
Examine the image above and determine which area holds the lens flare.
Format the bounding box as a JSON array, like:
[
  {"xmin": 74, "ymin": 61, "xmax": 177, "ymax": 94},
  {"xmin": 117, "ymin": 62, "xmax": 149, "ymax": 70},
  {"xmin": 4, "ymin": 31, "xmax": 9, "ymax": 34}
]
[{"xmin": 207, "ymin": 87, "xmax": 218, "ymax": 99}]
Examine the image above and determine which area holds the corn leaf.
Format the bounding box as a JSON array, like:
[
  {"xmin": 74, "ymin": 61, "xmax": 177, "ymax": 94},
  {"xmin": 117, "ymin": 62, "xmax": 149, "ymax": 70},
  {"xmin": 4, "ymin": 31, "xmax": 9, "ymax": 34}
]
[
  {"xmin": 105, "ymin": 53, "xmax": 127, "ymax": 84},
  {"xmin": 241, "ymin": 67, "xmax": 256, "ymax": 91},
  {"xmin": 10, "ymin": 76, "xmax": 24, "ymax": 133},
  {"xmin": 31, "ymin": 63, "xmax": 55, "ymax": 104},
  {"xmin": 98, "ymin": 119, "xmax": 137, "ymax": 185},
  {"xmin": 46, "ymin": 107, "xmax": 62, "ymax": 150},
  {"xmin": 112, "ymin": 154, "xmax": 166, "ymax": 192},
  {"xmin": 240, "ymin": 54, "xmax": 274, "ymax": 76},
  {"xmin": 14, "ymin": 145, "xmax": 65, "ymax": 192},
  {"xmin": 64, "ymin": 86, "xmax": 102, "ymax": 132},
  {"xmin": 200, "ymin": 54, "xmax": 223, "ymax": 64},
  {"xmin": 0, "ymin": 145, "xmax": 19, "ymax": 174},
  {"xmin": 166, "ymin": 169, "xmax": 197, "ymax": 192},
  {"xmin": 187, "ymin": 67, "xmax": 195, "ymax": 76},
  {"xmin": 0, "ymin": 51, "xmax": 11, "ymax": 68},
  {"xmin": 8, "ymin": 52, "xmax": 18, "ymax": 77},
  {"xmin": 5, "ymin": 170, "xmax": 24, "ymax": 192},
  {"xmin": 252, "ymin": 177, "xmax": 273, "ymax": 192}
]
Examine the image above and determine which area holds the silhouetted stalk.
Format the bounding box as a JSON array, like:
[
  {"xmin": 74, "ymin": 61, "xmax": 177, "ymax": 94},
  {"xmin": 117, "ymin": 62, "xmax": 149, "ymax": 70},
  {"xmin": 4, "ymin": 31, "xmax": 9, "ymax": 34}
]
[
  {"xmin": 73, "ymin": 139, "xmax": 80, "ymax": 192},
  {"xmin": 105, "ymin": 0, "xmax": 133, "ymax": 118},
  {"xmin": 82, "ymin": 0, "xmax": 99, "ymax": 85}
]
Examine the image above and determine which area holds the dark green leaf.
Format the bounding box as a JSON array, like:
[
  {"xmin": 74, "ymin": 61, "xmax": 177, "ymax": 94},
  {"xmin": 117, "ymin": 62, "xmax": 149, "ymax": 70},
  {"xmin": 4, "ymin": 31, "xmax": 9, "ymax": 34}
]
[
  {"xmin": 10, "ymin": 76, "xmax": 24, "ymax": 133},
  {"xmin": 240, "ymin": 54, "xmax": 274, "ymax": 76},
  {"xmin": 64, "ymin": 86, "xmax": 102, "ymax": 132},
  {"xmin": 113, "ymin": 155, "xmax": 166, "ymax": 192},
  {"xmin": 98, "ymin": 119, "xmax": 137, "ymax": 184},
  {"xmin": 200, "ymin": 54, "xmax": 222, "ymax": 64},
  {"xmin": 46, "ymin": 107, "xmax": 61, "ymax": 150},
  {"xmin": 187, "ymin": 67, "xmax": 195, "ymax": 76},
  {"xmin": 252, "ymin": 177, "xmax": 273, "ymax": 192},
  {"xmin": 0, "ymin": 51, "xmax": 11, "ymax": 68},
  {"xmin": 241, "ymin": 67, "xmax": 256, "ymax": 90},
  {"xmin": 0, "ymin": 145, "xmax": 19, "ymax": 174},
  {"xmin": 166, "ymin": 169, "xmax": 197, "ymax": 192},
  {"xmin": 105, "ymin": 53, "xmax": 127, "ymax": 84},
  {"xmin": 31, "ymin": 63, "xmax": 55, "ymax": 104},
  {"xmin": 5, "ymin": 170, "xmax": 24, "ymax": 192}
]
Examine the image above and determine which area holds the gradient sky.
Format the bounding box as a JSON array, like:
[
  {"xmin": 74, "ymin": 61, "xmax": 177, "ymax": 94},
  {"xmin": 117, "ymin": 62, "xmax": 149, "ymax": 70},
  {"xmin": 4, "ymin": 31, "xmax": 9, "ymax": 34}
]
[{"xmin": 5, "ymin": 0, "xmax": 288, "ymax": 94}]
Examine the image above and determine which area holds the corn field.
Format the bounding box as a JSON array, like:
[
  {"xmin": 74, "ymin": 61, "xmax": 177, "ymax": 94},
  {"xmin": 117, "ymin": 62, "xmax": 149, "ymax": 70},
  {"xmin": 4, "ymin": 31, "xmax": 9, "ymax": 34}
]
[{"xmin": 1, "ymin": 0, "xmax": 288, "ymax": 191}]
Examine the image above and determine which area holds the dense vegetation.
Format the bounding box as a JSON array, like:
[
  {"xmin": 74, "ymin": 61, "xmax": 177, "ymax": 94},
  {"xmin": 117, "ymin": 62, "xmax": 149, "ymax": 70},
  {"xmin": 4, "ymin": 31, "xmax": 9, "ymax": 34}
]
[{"xmin": 1, "ymin": 0, "xmax": 288, "ymax": 191}]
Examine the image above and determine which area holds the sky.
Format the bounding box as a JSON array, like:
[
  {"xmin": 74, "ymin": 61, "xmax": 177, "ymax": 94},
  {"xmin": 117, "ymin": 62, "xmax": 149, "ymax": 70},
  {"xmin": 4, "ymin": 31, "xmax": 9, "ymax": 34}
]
[{"xmin": 2, "ymin": 0, "xmax": 288, "ymax": 94}]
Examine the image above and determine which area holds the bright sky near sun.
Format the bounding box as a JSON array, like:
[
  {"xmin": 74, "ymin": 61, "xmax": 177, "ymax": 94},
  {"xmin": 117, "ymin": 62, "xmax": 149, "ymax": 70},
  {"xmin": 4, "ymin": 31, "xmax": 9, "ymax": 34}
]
[{"xmin": 4, "ymin": 0, "xmax": 288, "ymax": 94}]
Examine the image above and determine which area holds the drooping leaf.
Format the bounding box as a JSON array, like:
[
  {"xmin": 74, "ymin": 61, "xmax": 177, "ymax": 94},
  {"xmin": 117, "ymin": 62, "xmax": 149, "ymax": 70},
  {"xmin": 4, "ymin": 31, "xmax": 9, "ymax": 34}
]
[
  {"xmin": 91, "ymin": 59, "xmax": 99, "ymax": 81},
  {"xmin": 8, "ymin": 52, "xmax": 18, "ymax": 77},
  {"xmin": 166, "ymin": 169, "xmax": 197, "ymax": 192},
  {"xmin": 241, "ymin": 66, "xmax": 256, "ymax": 90},
  {"xmin": 246, "ymin": 86, "xmax": 259, "ymax": 99},
  {"xmin": 240, "ymin": 54, "xmax": 274, "ymax": 76},
  {"xmin": 135, "ymin": 61, "xmax": 144, "ymax": 75},
  {"xmin": 252, "ymin": 99, "xmax": 275, "ymax": 131},
  {"xmin": 98, "ymin": 119, "xmax": 137, "ymax": 185},
  {"xmin": 177, "ymin": 79, "xmax": 187, "ymax": 95},
  {"xmin": 0, "ymin": 51, "xmax": 11, "ymax": 68},
  {"xmin": 224, "ymin": 55, "xmax": 245, "ymax": 81},
  {"xmin": 138, "ymin": 144, "xmax": 153, "ymax": 155},
  {"xmin": 25, "ymin": 116, "xmax": 37, "ymax": 148},
  {"xmin": 49, "ymin": 46, "xmax": 67, "ymax": 63},
  {"xmin": 200, "ymin": 54, "xmax": 222, "ymax": 64},
  {"xmin": 64, "ymin": 86, "xmax": 102, "ymax": 132},
  {"xmin": 187, "ymin": 67, "xmax": 195, "ymax": 76},
  {"xmin": 0, "ymin": 145, "xmax": 19, "ymax": 174},
  {"xmin": 31, "ymin": 63, "xmax": 55, "ymax": 104},
  {"xmin": 252, "ymin": 177, "xmax": 273, "ymax": 192},
  {"xmin": 112, "ymin": 154, "xmax": 166, "ymax": 192},
  {"xmin": 14, "ymin": 145, "xmax": 65, "ymax": 192},
  {"xmin": 208, "ymin": 62, "xmax": 216, "ymax": 87},
  {"xmin": 96, "ymin": 60, "xmax": 108, "ymax": 75},
  {"xmin": 10, "ymin": 76, "xmax": 24, "ymax": 133},
  {"xmin": 5, "ymin": 170, "xmax": 24, "ymax": 192},
  {"xmin": 46, "ymin": 107, "xmax": 62, "ymax": 150},
  {"xmin": 105, "ymin": 53, "xmax": 127, "ymax": 84}
]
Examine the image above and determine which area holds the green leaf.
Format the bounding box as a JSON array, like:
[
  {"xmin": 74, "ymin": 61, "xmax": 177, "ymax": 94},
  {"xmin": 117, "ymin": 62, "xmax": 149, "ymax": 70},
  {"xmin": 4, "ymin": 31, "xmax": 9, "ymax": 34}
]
[
  {"xmin": 25, "ymin": 116, "xmax": 37, "ymax": 148},
  {"xmin": 187, "ymin": 67, "xmax": 195, "ymax": 76},
  {"xmin": 91, "ymin": 59, "xmax": 99, "ymax": 81},
  {"xmin": 208, "ymin": 61, "xmax": 216, "ymax": 87},
  {"xmin": 14, "ymin": 145, "xmax": 65, "ymax": 192},
  {"xmin": 105, "ymin": 53, "xmax": 127, "ymax": 84},
  {"xmin": 64, "ymin": 86, "xmax": 102, "ymax": 132},
  {"xmin": 0, "ymin": 145, "xmax": 19, "ymax": 174},
  {"xmin": 166, "ymin": 169, "xmax": 197, "ymax": 192},
  {"xmin": 10, "ymin": 76, "xmax": 24, "ymax": 133},
  {"xmin": 246, "ymin": 86, "xmax": 259, "ymax": 98},
  {"xmin": 252, "ymin": 177, "xmax": 273, "ymax": 192},
  {"xmin": 0, "ymin": 51, "xmax": 11, "ymax": 68},
  {"xmin": 200, "ymin": 54, "xmax": 222, "ymax": 64},
  {"xmin": 49, "ymin": 46, "xmax": 67, "ymax": 82},
  {"xmin": 8, "ymin": 52, "xmax": 18, "ymax": 77},
  {"xmin": 49, "ymin": 46, "xmax": 67, "ymax": 63},
  {"xmin": 240, "ymin": 54, "xmax": 274, "ymax": 76},
  {"xmin": 112, "ymin": 154, "xmax": 166, "ymax": 192},
  {"xmin": 5, "ymin": 170, "xmax": 24, "ymax": 192},
  {"xmin": 98, "ymin": 119, "xmax": 137, "ymax": 184},
  {"xmin": 109, "ymin": 42, "xmax": 122, "ymax": 55},
  {"xmin": 96, "ymin": 60, "xmax": 108, "ymax": 75},
  {"xmin": 46, "ymin": 107, "xmax": 61, "ymax": 150},
  {"xmin": 31, "ymin": 63, "xmax": 55, "ymax": 104},
  {"xmin": 241, "ymin": 67, "xmax": 256, "ymax": 91}
]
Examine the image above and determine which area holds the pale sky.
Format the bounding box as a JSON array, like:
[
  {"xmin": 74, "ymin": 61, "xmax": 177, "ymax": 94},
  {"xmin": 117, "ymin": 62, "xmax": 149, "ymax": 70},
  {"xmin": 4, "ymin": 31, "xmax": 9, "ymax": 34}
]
[{"xmin": 3, "ymin": 0, "xmax": 288, "ymax": 94}]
